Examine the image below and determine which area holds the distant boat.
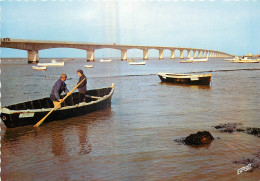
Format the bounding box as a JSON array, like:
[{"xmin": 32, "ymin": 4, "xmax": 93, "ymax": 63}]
[
  {"xmin": 84, "ymin": 65, "xmax": 94, "ymax": 68},
  {"xmin": 225, "ymin": 56, "xmax": 238, "ymax": 61},
  {"xmin": 180, "ymin": 57, "xmax": 208, "ymax": 63},
  {"xmin": 128, "ymin": 61, "xmax": 146, "ymax": 65},
  {"xmin": 230, "ymin": 57, "xmax": 260, "ymax": 63},
  {"xmin": 32, "ymin": 66, "xmax": 47, "ymax": 71},
  {"xmin": 192, "ymin": 57, "xmax": 208, "ymax": 62},
  {"xmin": 158, "ymin": 73, "xmax": 212, "ymax": 85},
  {"xmin": 38, "ymin": 59, "xmax": 64, "ymax": 66},
  {"xmin": 99, "ymin": 59, "xmax": 112, "ymax": 62},
  {"xmin": 179, "ymin": 60, "xmax": 194, "ymax": 63}
]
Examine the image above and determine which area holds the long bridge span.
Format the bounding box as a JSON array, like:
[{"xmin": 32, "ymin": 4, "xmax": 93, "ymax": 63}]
[{"xmin": 0, "ymin": 38, "xmax": 233, "ymax": 63}]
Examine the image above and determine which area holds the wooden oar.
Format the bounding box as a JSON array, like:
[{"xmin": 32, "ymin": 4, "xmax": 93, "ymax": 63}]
[{"xmin": 34, "ymin": 78, "xmax": 86, "ymax": 127}]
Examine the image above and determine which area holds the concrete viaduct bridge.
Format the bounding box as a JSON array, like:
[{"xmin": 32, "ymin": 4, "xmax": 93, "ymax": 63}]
[{"xmin": 0, "ymin": 38, "xmax": 232, "ymax": 63}]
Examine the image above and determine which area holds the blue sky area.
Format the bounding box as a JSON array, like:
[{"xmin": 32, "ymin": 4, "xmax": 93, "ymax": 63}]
[{"xmin": 1, "ymin": 0, "xmax": 260, "ymax": 58}]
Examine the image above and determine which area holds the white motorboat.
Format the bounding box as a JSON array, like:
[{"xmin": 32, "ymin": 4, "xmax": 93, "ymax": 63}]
[
  {"xmin": 37, "ymin": 59, "xmax": 65, "ymax": 66},
  {"xmin": 192, "ymin": 57, "xmax": 208, "ymax": 62},
  {"xmin": 99, "ymin": 59, "xmax": 112, "ymax": 62},
  {"xmin": 84, "ymin": 65, "xmax": 94, "ymax": 68},
  {"xmin": 32, "ymin": 66, "xmax": 47, "ymax": 70},
  {"xmin": 231, "ymin": 57, "xmax": 260, "ymax": 63},
  {"xmin": 128, "ymin": 61, "xmax": 146, "ymax": 65}
]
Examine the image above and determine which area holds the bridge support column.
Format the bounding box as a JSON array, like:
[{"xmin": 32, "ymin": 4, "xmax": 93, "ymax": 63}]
[
  {"xmin": 121, "ymin": 50, "xmax": 127, "ymax": 61},
  {"xmin": 143, "ymin": 49, "xmax": 148, "ymax": 60},
  {"xmin": 206, "ymin": 51, "xmax": 209, "ymax": 57},
  {"xmin": 187, "ymin": 50, "xmax": 191, "ymax": 59},
  {"xmin": 193, "ymin": 50, "xmax": 197, "ymax": 58},
  {"xmin": 202, "ymin": 51, "xmax": 206, "ymax": 58},
  {"xmin": 87, "ymin": 50, "xmax": 95, "ymax": 62},
  {"xmin": 170, "ymin": 50, "xmax": 175, "ymax": 59},
  {"xmin": 28, "ymin": 50, "xmax": 39, "ymax": 64},
  {"xmin": 180, "ymin": 50, "xmax": 184, "ymax": 59},
  {"xmin": 198, "ymin": 50, "xmax": 202, "ymax": 58},
  {"xmin": 159, "ymin": 49, "xmax": 163, "ymax": 59}
]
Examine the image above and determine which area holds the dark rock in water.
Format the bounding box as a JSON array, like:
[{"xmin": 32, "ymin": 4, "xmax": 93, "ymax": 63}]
[
  {"xmin": 214, "ymin": 123, "xmax": 259, "ymax": 137},
  {"xmin": 233, "ymin": 150, "xmax": 260, "ymax": 172},
  {"xmin": 214, "ymin": 123, "xmax": 244, "ymax": 133},
  {"xmin": 184, "ymin": 131, "xmax": 214, "ymax": 146},
  {"xmin": 246, "ymin": 127, "xmax": 260, "ymax": 137}
]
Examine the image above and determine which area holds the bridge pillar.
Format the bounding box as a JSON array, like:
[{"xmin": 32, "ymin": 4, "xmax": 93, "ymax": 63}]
[
  {"xmin": 87, "ymin": 50, "xmax": 95, "ymax": 62},
  {"xmin": 187, "ymin": 50, "xmax": 191, "ymax": 59},
  {"xmin": 193, "ymin": 50, "xmax": 197, "ymax": 58},
  {"xmin": 170, "ymin": 50, "xmax": 175, "ymax": 59},
  {"xmin": 28, "ymin": 50, "xmax": 39, "ymax": 64},
  {"xmin": 206, "ymin": 51, "xmax": 209, "ymax": 57},
  {"xmin": 202, "ymin": 51, "xmax": 206, "ymax": 58},
  {"xmin": 180, "ymin": 50, "xmax": 184, "ymax": 59},
  {"xmin": 159, "ymin": 49, "xmax": 163, "ymax": 59},
  {"xmin": 143, "ymin": 49, "xmax": 148, "ymax": 60},
  {"xmin": 121, "ymin": 50, "xmax": 127, "ymax": 61},
  {"xmin": 198, "ymin": 50, "xmax": 202, "ymax": 58}
]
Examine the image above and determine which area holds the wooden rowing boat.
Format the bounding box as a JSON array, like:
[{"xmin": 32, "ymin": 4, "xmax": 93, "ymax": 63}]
[
  {"xmin": 1, "ymin": 84, "xmax": 114, "ymax": 128},
  {"xmin": 158, "ymin": 73, "xmax": 212, "ymax": 85}
]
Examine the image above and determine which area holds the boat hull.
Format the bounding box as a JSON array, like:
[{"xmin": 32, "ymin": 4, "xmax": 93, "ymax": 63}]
[
  {"xmin": 1, "ymin": 85, "xmax": 114, "ymax": 128},
  {"xmin": 158, "ymin": 73, "xmax": 211, "ymax": 85}
]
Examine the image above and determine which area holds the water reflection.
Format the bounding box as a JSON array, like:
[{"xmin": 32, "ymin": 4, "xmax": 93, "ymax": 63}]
[{"xmin": 159, "ymin": 82, "xmax": 211, "ymax": 90}]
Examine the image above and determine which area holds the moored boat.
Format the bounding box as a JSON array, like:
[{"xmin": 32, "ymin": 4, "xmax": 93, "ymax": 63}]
[
  {"xmin": 37, "ymin": 59, "xmax": 65, "ymax": 66},
  {"xmin": 128, "ymin": 61, "xmax": 146, "ymax": 65},
  {"xmin": 158, "ymin": 73, "xmax": 212, "ymax": 85},
  {"xmin": 1, "ymin": 84, "xmax": 114, "ymax": 128},
  {"xmin": 230, "ymin": 57, "xmax": 260, "ymax": 63},
  {"xmin": 32, "ymin": 66, "xmax": 47, "ymax": 70},
  {"xmin": 84, "ymin": 65, "xmax": 94, "ymax": 68},
  {"xmin": 99, "ymin": 59, "xmax": 112, "ymax": 62}
]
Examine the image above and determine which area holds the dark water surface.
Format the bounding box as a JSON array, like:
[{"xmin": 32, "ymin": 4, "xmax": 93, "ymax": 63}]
[{"xmin": 1, "ymin": 58, "xmax": 260, "ymax": 180}]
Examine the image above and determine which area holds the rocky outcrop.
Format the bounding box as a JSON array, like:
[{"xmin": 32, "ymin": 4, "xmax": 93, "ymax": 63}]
[{"xmin": 175, "ymin": 131, "xmax": 214, "ymax": 146}]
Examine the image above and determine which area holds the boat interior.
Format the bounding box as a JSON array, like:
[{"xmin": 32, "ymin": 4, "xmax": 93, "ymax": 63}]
[{"xmin": 6, "ymin": 87, "xmax": 113, "ymax": 110}]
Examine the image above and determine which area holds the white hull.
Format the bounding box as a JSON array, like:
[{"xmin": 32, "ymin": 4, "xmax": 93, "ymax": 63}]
[
  {"xmin": 32, "ymin": 66, "xmax": 47, "ymax": 70},
  {"xmin": 84, "ymin": 65, "xmax": 94, "ymax": 68},
  {"xmin": 128, "ymin": 61, "xmax": 146, "ymax": 65},
  {"xmin": 99, "ymin": 59, "xmax": 112, "ymax": 62},
  {"xmin": 37, "ymin": 60, "xmax": 64, "ymax": 66}
]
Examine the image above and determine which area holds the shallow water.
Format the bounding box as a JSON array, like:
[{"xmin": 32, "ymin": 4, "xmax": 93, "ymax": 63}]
[{"xmin": 1, "ymin": 58, "xmax": 260, "ymax": 180}]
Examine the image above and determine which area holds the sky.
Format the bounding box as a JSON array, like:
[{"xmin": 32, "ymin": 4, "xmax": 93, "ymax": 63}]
[{"xmin": 1, "ymin": 0, "xmax": 260, "ymax": 58}]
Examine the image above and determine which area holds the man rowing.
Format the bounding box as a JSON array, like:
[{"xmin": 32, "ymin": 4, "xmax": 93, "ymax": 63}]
[{"xmin": 50, "ymin": 74, "xmax": 69, "ymax": 108}]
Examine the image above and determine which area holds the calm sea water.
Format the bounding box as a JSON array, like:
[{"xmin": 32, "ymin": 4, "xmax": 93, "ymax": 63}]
[{"xmin": 1, "ymin": 57, "xmax": 260, "ymax": 180}]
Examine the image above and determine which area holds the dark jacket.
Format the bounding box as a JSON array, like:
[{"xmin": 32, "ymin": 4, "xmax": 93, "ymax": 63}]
[
  {"xmin": 77, "ymin": 74, "xmax": 87, "ymax": 92},
  {"xmin": 50, "ymin": 79, "xmax": 69, "ymax": 101}
]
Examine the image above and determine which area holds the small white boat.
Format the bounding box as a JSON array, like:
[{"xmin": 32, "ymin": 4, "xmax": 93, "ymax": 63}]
[
  {"xmin": 84, "ymin": 65, "xmax": 94, "ymax": 68},
  {"xmin": 99, "ymin": 59, "xmax": 112, "ymax": 62},
  {"xmin": 179, "ymin": 60, "xmax": 194, "ymax": 63},
  {"xmin": 231, "ymin": 57, "xmax": 259, "ymax": 63},
  {"xmin": 225, "ymin": 56, "xmax": 238, "ymax": 61},
  {"xmin": 37, "ymin": 59, "xmax": 65, "ymax": 66},
  {"xmin": 128, "ymin": 61, "xmax": 146, "ymax": 65},
  {"xmin": 32, "ymin": 66, "xmax": 47, "ymax": 70},
  {"xmin": 191, "ymin": 57, "xmax": 208, "ymax": 62}
]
